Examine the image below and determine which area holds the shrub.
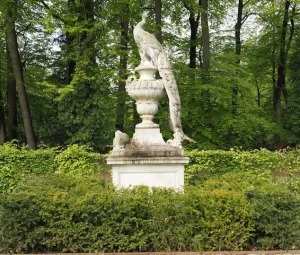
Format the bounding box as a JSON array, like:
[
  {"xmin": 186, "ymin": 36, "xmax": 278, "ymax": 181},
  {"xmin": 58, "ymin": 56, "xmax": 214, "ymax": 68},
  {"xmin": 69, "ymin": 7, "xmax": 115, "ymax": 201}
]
[
  {"xmin": 54, "ymin": 144, "xmax": 106, "ymax": 175},
  {"xmin": 185, "ymin": 148, "xmax": 300, "ymax": 186},
  {"xmin": 0, "ymin": 143, "xmax": 109, "ymax": 194},
  {"xmin": 1, "ymin": 147, "xmax": 300, "ymax": 252},
  {"xmin": 0, "ymin": 165, "xmax": 20, "ymax": 194},
  {"xmin": 0, "ymin": 174, "xmax": 254, "ymax": 253},
  {"xmin": 185, "ymin": 150, "xmax": 244, "ymax": 185},
  {"xmin": 248, "ymin": 184, "xmax": 300, "ymax": 250},
  {"xmin": 0, "ymin": 143, "xmax": 57, "ymax": 174}
]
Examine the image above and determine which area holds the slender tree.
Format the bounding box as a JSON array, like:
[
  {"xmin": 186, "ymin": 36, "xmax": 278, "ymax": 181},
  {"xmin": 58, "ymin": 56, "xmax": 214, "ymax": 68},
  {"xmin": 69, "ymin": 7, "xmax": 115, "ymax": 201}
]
[
  {"xmin": 5, "ymin": 1, "xmax": 37, "ymax": 150},
  {"xmin": 116, "ymin": 4, "xmax": 129, "ymax": 132},
  {"xmin": 232, "ymin": 0, "xmax": 243, "ymax": 114},
  {"xmin": 0, "ymin": 87, "xmax": 8, "ymax": 144},
  {"xmin": 184, "ymin": 2, "xmax": 200, "ymax": 69},
  {"xmin": 274, "ymin": 0, "xmax": 295, "ymax": 122},
  {"xmin": 155, "ymin": 0, "xmax": 162, "ymax": 43},
  {"xmin": 232, "ymin": 0, "xmax": 253, "ymax": 113},
  {"xmin": 6, "ymin": 47, "xmax": 17, "ymax": 140},
  {"xmin": 200, "ymin": 0, "xmax": 210, "ymax": 74}
]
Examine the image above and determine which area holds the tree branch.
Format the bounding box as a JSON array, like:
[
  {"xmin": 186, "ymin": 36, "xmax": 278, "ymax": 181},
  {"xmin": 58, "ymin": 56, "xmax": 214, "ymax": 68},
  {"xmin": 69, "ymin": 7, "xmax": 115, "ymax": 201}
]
[
  {"xmin": 40, "ymin": 0, "xmax": 64, "ymax": 22},
  {"xmin": 241, "ymin": 12, "xmax": 258, "ymax": 25},
  {"xmin": 243, "ymin": 0, "xmax": 251, "ymax": 7}
]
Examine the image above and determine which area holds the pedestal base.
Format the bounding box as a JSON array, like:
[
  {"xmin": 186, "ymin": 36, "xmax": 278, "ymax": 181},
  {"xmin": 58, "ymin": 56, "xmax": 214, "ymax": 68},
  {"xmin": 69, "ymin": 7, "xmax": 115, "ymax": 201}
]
[{"xmin": 107, "ymin": 157, "xmax": 189, "ymax": 190}]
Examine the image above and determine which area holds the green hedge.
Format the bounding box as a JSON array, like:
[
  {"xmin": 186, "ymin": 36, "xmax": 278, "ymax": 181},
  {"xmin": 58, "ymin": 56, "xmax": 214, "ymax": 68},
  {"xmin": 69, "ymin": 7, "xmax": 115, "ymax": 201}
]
[
  {"xmin": 0, "ymin": 174, "xmax": 254, "ymax": 253},
  {"xmin": 0, "ymin": 172, "xmax": 299, "ymax": 253},
  {"xmin": 185, "ymin": 149, "xmax": 300, "ymax": 186},
  {"xmin": 1, "ymin": 146, "xmax": 300, "ymax": 252},
  {"xmin": 0, "ymin": 144, "xmax": 107, "ymax": 194},
  {"xmin": 0, "ymin": 143, "xmax": 57, "ymax": 174},
  {"xmin": 249, "ymin": 184, "xmax": 300, "ymax": 249}
]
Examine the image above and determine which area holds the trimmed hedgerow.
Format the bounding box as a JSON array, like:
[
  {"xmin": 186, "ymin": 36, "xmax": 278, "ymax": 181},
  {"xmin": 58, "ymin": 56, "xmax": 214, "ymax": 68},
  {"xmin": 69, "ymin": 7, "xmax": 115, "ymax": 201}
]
[
  {"xmin": 185, "ymin": 148, "xmax": 300, "ymax": 186},
  {"xmin": 1, "ymin": 172, "xmax": 300, "ymax": 253},
  {"xmin": 0, "ymin": 144, "xmax": 108, "ymax": 194},
  {"xmin": 0, "ymin": 143, "xmax": 57, "ymax": 175},
  {"xmin": 1, "ymin": 146, "xmax": 300, "ymax": 252},
  {"xmin": 0, "ymin": 174, "xmax": 255, "ymax": 253}
]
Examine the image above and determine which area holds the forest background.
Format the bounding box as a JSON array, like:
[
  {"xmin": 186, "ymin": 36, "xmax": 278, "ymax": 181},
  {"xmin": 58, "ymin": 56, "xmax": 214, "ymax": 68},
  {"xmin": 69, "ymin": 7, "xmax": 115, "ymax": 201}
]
[{"xmin": 1, "ymin": 0, "xmax": 300, "ymax": 151}]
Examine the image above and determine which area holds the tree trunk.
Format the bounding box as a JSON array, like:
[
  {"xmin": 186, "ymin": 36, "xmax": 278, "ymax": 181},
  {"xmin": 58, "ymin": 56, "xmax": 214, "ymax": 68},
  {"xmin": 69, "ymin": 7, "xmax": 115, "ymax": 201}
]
[
  {"xmin": 272, "ymin": 47, "xmax": 277, "ymax": 116},
  {"xmin": 275, "ymin": 0, "xmax": 290, "ymax": 122},
  {"xmin": 0, "ymin": 88, "xmax": 8, "ymax": 145},
  {"xmin": 184, "ymin": 2, "xmax": 200, "ymax": 69},
  {"xmin": 116, "ymin": 8, "xmax": 129, "ymax": 131},
  {"xmin": 6, "ymin": 46, "xmax": 18, "ymax": 140},
  {"xmin": 271, "ymin": 1, "xmax": 277, "ymax": 118},
  {"xmin": 66, "ymin": 36, "xmax": 76, "ymax": 84},
  {"xmin": 256, "ymin": 79, "xmax": 261, "ymax": 107},
  {"xmin": 232, "ymin": 0, "xmax": 243, "ymax": 114},
  {"xmin": 282, "ymin": 4, "xmax": 295, "ymax": 104},
  {"xmin": 6, "ymin": 7, "xmax": 37, "ymax": 150},
  {"xmin": 0, "ymin": 47, "xmax": 8, "ymax": 144},
  {"xmin": 188, "ymin": 10, "xmax": 199, "ymax": 69},
  {"xmin": 66, "ymin": 0, "xmax": 76, "ymax": 84},
  {"xmin": 200, "ymin": 0, "xmax": 210, "ymax": 74},
  {"xmin": 155, "ymin": 0, "xmax": 162, "ymax": 44}
]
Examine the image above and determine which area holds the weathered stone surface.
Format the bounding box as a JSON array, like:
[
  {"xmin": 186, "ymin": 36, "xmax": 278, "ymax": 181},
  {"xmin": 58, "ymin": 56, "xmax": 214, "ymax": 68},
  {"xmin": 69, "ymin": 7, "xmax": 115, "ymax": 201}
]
[
  {"xmin": 109, "ymin": 157, "xmax": 188, "ymax": 190},
  {"xmin": 111, "ymin": 143, "xmax": 183, "ymax": 158},
  {"xmin": 107, "ymin": 156, "xmax": 189, "ymax": 165}
]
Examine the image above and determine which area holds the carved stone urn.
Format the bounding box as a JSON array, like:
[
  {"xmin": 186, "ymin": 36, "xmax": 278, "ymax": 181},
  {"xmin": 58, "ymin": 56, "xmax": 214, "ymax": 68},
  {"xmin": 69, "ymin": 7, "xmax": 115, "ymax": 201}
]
[{"xmin": 126, "ymin": 62, "xmax": 166, "ymax": 129}]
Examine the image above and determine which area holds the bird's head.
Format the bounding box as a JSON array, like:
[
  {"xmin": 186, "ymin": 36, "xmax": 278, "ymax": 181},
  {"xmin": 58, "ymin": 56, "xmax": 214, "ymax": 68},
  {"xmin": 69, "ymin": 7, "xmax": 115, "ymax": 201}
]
[{"xmin": 142, "ymin": 12, "xmax": 148, "ymax": 21}]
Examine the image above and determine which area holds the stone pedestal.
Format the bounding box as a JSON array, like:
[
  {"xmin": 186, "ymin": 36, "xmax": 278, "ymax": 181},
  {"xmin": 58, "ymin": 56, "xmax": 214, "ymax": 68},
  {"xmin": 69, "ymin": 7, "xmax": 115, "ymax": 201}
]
[
  {"xmin": 107, "ymin": 141, "xmax": 189, "ymax": 189},
  {"xmin": 107, "ymin": 157, "xmax": 189, "ymax": 190}
]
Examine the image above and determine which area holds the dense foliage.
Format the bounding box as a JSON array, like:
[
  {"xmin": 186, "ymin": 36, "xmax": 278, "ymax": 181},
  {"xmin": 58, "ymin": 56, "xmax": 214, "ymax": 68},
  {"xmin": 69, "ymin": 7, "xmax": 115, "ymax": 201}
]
[
  {"xmin": 1, "ymin": 0, "xmax": 300, "ymax": 251},
  {"xmin": 0, "ymin": 143, "xmax": 107, "ymax": 194},
  {"xmin": 185, "ymin": 148, "xmax": 300, "ymax": 186},
  {"xmin": 1, "ymin": 0, "xmax": 300, "ymax": 150},
  {"xmin": 0, "ymin": 146, "xmax": 300, "ymax": 252}
]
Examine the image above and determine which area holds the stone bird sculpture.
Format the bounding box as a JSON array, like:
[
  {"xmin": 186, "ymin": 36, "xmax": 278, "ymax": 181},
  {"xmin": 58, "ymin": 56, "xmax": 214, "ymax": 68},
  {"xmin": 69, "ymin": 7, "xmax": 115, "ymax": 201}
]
[{"xmin": 133, "ymin": 12, "xmax": 194, "ymax": 146}]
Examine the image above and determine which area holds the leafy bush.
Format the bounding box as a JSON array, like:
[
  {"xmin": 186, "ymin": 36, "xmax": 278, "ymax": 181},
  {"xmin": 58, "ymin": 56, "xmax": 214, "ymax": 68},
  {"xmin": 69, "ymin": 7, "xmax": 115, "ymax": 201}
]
[
  {"xmin": 185, "ymin": 148, "xmax": 300, "ymax": 186},
  {"xmin": 0, "ymin": 143, "xmax": 108, "ymax": 194},
  {"xmin": 0, "ymin": 143, "xmax": 57, "ymax": 194},
  {"xmin": 248, "ymin": 184, "xmax": 300, "ymax": 250},
  {"xmin": 54, "ymin": 144, "xmax": 106, "ymax": 175},
  {"xmin": 186, "ymin": 187, "xmax": 254, "ymax": 251},
  {"xmin": 0, "ymin": 165, "xmax": 20, "ymax": 194},
  {"xmin": 185, "ymin": 150, "xmax": 244, "ymax": 185},
  {"xmin": 0, "ymin": 174, "xmax": 254, "ymax": 253},
  {"xmin": 0, "ymin": 143, "xmax": 57, "ymax": 174},
  {"xmin": 200, "ymin": 172, "xmax": 300, "ymax": 250},
  {"xmin": 1, "ymin": 147, "xmax": 300, "ymax": 252}
]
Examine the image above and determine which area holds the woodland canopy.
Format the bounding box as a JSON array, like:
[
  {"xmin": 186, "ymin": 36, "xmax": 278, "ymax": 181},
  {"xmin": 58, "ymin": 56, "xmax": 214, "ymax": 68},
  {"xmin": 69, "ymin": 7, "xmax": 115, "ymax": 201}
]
[{"xmin": 0, "ymin": 0, "xmax": 300, "ymax": 151}]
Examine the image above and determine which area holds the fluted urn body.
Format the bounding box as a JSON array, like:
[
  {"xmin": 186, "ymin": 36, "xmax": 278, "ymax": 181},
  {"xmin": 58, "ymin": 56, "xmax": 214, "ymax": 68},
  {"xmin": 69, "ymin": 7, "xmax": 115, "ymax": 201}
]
[{"xmin": 126, "ymin": 63, "xmax": 166, "ymax": 129}]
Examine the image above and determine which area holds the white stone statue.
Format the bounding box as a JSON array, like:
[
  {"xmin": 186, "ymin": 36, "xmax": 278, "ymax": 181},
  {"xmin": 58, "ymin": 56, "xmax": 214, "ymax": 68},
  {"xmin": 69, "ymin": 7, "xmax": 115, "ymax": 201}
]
[
  {"xmin": 133, "ymin": 13, "xmax": 194, "ymax": 146},
  {"xmin": 113, "ymin": 130, "xmax": 131, "ymax": 150}
]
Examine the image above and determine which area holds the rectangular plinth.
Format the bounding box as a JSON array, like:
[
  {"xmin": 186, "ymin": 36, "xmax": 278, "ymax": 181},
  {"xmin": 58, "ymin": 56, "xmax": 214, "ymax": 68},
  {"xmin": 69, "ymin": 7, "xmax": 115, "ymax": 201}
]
[{"xmin": 107, "ymin": 157, "xmax": 189, "ymax": 190}]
